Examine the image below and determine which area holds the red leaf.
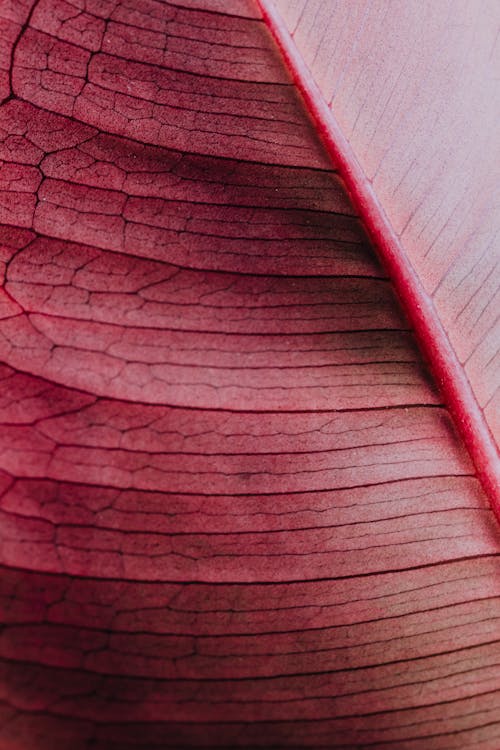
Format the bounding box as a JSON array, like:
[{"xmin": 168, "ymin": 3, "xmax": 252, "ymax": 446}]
[
  {"xmin": 0, "ymin": 1, "xmax": 498, "ymax": 748},
  {"xmin": 261, "ymin": 0, "xmax": 500, "ymax": 503}
]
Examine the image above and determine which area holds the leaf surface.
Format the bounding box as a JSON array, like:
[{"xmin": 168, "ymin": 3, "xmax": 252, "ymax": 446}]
[
  {"xmin": 265, "ymin": 0, "xmax": 500, "ymax": 497},
  {"xmin": 0, "ymin": 1, "xmax": 499, "ymax": 748}
]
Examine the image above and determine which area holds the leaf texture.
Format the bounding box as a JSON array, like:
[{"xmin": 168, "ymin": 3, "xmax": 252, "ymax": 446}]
[
  {"xmin": 266, "ymin": 0, "xmax": 500, "ymax": 498},
  {"xmin": 0, "ymin": 1, "xmax": 499, "ymax": 749}
]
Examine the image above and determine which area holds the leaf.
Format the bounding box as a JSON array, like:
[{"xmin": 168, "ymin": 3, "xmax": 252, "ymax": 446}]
[
  {"xmin": 262, "ymin": 0, "xmax": 500, "ymax": 502},
  {"xmin": 0, "ymin": 1, "xmax": 498, "ymax": 748}
]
